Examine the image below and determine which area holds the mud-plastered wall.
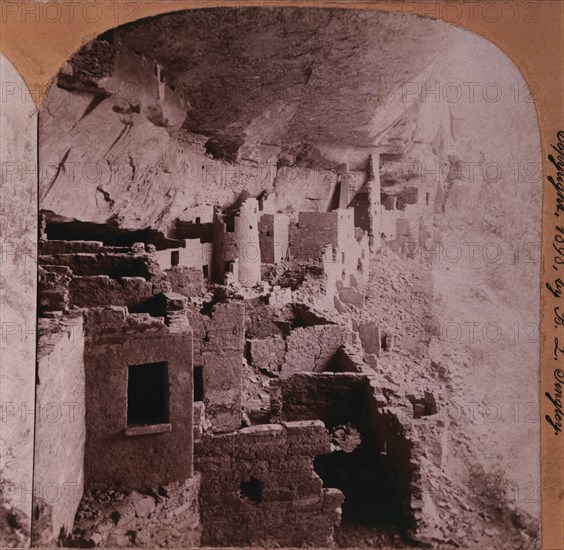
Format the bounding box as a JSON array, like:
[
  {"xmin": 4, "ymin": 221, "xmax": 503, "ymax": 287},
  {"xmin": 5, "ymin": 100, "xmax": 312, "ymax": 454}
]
[{"xmin": 194, "ymin": 421, "xmax": 343, "ymax": 547}]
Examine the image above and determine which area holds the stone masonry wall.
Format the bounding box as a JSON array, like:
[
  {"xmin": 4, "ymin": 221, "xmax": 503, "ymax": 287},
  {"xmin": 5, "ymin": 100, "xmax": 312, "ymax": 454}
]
[
  {"xmin": 82, "ymin": 307, "xmax": 193, "ymax": 490},
  {"xmin": 271, "ymin": 372, "xmax": 422, "ymax": 531},
  {"xmin": 187, "ymin": 302, "xmax": 244, "ymax": 433},
  {"xmin": 165, "ymin": 267, "xmax": 204, "ymax": 298},
  {"xmin": 281, "ymin": 325, "xmax": 349, "ymax": 378},
  {"xmin": 291, "ymin": 211, "xmax": 339, "ymax": 261},
  {"xmin": 271, "ymin": 373, "xmax": 369, "ymax": 427},
  {"xmin": 248, "ymin": 323, "xmax": 349, "ymax": 378},
  {"xmin": 194, "ymin": 421, "xmax": 343, "ymax": 547},
  {"xmin": 69, "ymin": 276, "xmax": 154, "ymax": 310},
  {"xmin": 258, "ymin": 213, "xmax": 289, "ymax": 264}
]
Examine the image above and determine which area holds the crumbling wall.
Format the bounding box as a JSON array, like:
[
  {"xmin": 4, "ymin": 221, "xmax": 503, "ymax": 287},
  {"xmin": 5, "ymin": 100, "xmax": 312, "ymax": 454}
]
[
  {"xmin": 358, "ymin": 321, "xmax": 381, "ymax": 356},
  {"xmin": 69, "ymin": 276, "xmax": 154, "ymax": 309},
  {"xmin": 39, "ymin": 241, "xmax": 104, "ymax": 255},
  {"xmin": 33, "ymin": 315, "xmax": 86, "ymax": 546},
  {"xmin": 248, "ymin": 335, "xmax": 286, "ymax": 375},
  {"xmin": 82, "ymin": 307, "xmax": 193, "ymax": 490},
  {"xmin": 165, "ymin": 267, "xmax": 204, "ymax": 298},
  {"xmin": 38, "ymin": 253, "xmax": 154, "ymax": 279},
  {"xmin": 281, "ymin": 325, "xmax": 349, "ymax": 378},
  {"xmin": 39, "ymin": 243, "xmax": 173, "ymax": 309},
  {"xmin": 271, "ymin": 373, "xmax": 369, "ymax": 426},
  {"xmin": 114, "ymin": 46, "xmax": 187, "ymax": 128},
  {"xmin": 38, "ymin": 266, "xmax": 71, "ymax": 314},
  {"xmin": 194, "ymin": 421, "xmax": 343, "ymax": 547},
  {"xmin": 188, "ymin": 302, "xmax": 244, "ymax": 433},
  {"xmin": 293, "ymin": 209, "xmax": 368, "ymax": 293},
  {"xmin": 364, "ymin": 387, "xmax": 420, "ymax": 530},
  {"xmin": 324, "ymin": 346, "xmax": 365, "ymax": 373},
  {"xmin": 68, "ymin": 476, "xmax": 201, "ymax": 548},
  {"xmin": 291, "ymin": 212, "xmax": 339, "ymax": 261},
  {"xmin": 271, "ymin": 373, "xmax": 422, "ymax": 531}
]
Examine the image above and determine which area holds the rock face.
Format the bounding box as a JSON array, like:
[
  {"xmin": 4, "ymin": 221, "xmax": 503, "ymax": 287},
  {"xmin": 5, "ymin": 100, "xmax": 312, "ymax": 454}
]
[
  {"xmin": 115, "ymin": 9, "xmax": 457, "ymax": 155},
  {"xmin": 38, "ymin": 8, "xmax": 539, "ymax": 246},
  {"xmin": 39, "ymin": 8, "xmax": 460, "ymax": 233}
]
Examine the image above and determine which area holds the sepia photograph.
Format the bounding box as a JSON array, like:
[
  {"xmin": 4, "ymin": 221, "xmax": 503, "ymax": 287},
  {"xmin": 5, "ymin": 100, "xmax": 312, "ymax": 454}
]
[{"xmin": 0, "ymin": 3, "xmax": 554, "ymax": 549}]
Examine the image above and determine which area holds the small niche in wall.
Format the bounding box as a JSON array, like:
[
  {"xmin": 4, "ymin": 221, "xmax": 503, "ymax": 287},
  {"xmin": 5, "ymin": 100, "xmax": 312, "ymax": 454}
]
[
  {"xmin": 127, "ymin": 362, "xmax": 169, "ymax": 426},
  {"xmin": 239, "ymin": 476, "xmax": 263, "ymax": 505}
]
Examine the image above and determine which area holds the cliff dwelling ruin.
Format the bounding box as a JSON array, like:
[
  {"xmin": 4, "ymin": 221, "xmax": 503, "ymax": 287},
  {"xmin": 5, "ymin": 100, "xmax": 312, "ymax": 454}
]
[{"xmin": 0, "ymin": 7, "xmax": 541, "ymax": 550}]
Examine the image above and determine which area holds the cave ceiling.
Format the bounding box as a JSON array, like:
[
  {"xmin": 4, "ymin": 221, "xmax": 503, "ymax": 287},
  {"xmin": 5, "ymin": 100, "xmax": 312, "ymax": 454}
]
[{"xmin": 113, "ymin": 8, "xmax": 458, "ymax": 157}]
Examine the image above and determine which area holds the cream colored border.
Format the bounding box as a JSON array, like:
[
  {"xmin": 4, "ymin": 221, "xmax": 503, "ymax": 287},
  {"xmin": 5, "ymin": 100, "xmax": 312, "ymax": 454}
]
[{"xmin": 0, "ymin": 1, "xmax": 562, "ymax": 547}]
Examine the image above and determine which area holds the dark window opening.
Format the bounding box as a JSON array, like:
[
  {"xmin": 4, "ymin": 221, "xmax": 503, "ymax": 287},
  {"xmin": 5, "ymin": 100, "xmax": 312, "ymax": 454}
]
[
  {"xmin": 202, "ymin": 265, "xmax": 209, "ymax": 278},
  {"xmin": 342, "ymin": 270, "xmax": 346, "ymax": 280},
  {"xmin": 225, "ymin": 218, "xmax": 235, "ymax": 233},
  {"xmin": 249, "ymin": 225, "xmax": 253, "ymax": 230},
  {"xmin": 266, "ymin": 230, "xmax": 271, "ymax": 237},
  {"xmin": 425, "ymin": 192, "xmax": 430, "ymax": 206},
  {"xmin": 239, "ymin": 477, "xmax": 263, "ymax": 505},
  {"xmin": 357, "ymin": 259, "xmax": 363, "ymax": 273},
  {"xmin": 171, "ymin": 250, "xmax": 180, "ymax": 266},
  {"xmin": 127, "ymin": 362, "xmax": 169, "ymax": 426},
  {"xmin": 224, "ymin": 261, "xmax": 234, "ymax": 273},
  {"xmin": 195, "ymin": 217, "xmax": 201, "ymax": 224},
  {"xmin": 194, "ymin": 366, "xmax": 204, "ymax": 402}
]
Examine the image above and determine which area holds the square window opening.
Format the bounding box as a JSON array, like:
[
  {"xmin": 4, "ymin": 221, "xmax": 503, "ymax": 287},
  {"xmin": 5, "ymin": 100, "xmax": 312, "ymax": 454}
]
[
  {"xmin": 127, "ymin": 362, "xmax": 169, "ymax": 426},
  {"xmin": 171, "ymin": 250, "xmax": 180, "ymax": 266}
]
